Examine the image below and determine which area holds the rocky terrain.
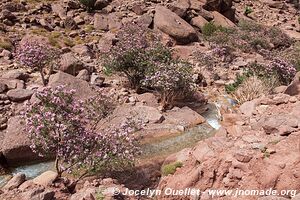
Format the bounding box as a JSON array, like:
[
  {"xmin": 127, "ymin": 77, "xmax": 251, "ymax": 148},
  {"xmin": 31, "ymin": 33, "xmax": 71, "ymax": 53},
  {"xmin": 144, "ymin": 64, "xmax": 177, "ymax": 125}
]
[{"xmin": 1, "ymin": 0, "xmax": 300, "ymax": 199}]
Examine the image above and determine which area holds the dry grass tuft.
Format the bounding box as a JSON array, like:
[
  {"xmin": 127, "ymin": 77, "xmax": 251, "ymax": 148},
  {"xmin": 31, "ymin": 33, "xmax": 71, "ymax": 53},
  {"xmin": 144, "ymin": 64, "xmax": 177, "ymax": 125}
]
[{"xmin": 232, "ymin": 76, "xmax": 278, "ymax": 104}]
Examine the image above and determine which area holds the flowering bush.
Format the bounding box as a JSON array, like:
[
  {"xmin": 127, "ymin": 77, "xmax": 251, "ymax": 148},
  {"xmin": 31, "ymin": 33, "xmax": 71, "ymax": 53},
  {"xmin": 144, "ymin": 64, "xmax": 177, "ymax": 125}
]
[
  {"xmin": 103, "ymin": 22, "xmax": 172, "ymax": 89},
  {"xmin": 142, "ymin": 61, "xmax": 195, "ymax": 109},
  {"xmin": 16, "ymin": 40, "xmax": 57, "ymax": 86},
  {"xmin": 23, "ymin": 85, "xmax": 140, "ymax": 178},
  {"xmin": 267, "ymin": 58, "xmax": 296, "ymax": 84}
]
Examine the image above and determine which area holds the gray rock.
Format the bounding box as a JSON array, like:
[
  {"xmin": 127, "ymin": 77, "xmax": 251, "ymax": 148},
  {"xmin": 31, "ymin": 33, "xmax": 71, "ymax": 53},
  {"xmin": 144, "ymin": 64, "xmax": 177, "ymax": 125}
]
[
  {"xmin": 59, "ymin": 53, "xmax": 85, "ymax": 76},
  {"xmin": 3, "ymin": 173, "xmax": 26, "ymax": 190},
  {"xmin": 7, "ymin": 89, "xmax": 34, "ymax": 102},
  {"xmin": 94, "ymin": 14, "xmax": 109, "ymax": 31},
  {"xmin": 51, "ymin": 4, "xmax": 67, "ymax": 20},
  {"xmin": 90, "ymin": 73, "xmax": 105, "ymax": 87},
  {"xmin": 1, "ymin": 70, "xmax": 29, "ymax": 81},
  {"xmin": 72, "ymin": 44, "xmax": 93, "ymax": 57},
  {"xmin": 76, "ymin": 69, "xmax": 90, "ymax": 81},
  {"xmin": 48, "ymin": 71, "xmax": 95, "ymax": 100}
]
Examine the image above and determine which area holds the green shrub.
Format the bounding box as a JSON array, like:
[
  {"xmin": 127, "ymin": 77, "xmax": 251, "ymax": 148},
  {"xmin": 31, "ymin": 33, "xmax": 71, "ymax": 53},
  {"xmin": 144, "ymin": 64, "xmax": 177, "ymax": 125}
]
[
  {"xmin": 244, "ymin": 6, "xmax": 253, "ymax": 16},
  {"xmin": 161, "ymin": 162, "xmax": 183, "ymax": 176},
  {"xmin": 238, "ymin": 20, "xmax": 262, "ymax": 32},
  {"xmin": 63, "ymin": 37, "xmax": 75, "ymax": 47},
  {"xmin": 202, "ymin": 22, "xmax": 218, "ymax": 37},
  {"xmin": 225, "ymin": 73, "xmax": 249, "ymax": 93},
  {"xmin": 79, "ymin": 0, "xmax": 96, "ymax": 12}
]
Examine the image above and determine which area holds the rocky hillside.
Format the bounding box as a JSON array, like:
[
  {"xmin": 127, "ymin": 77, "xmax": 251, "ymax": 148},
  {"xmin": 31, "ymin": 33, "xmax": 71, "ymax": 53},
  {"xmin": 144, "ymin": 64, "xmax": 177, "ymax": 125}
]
[{"xmin": 158, "ymin": 73, "xmax": 300, "ymax": 200}]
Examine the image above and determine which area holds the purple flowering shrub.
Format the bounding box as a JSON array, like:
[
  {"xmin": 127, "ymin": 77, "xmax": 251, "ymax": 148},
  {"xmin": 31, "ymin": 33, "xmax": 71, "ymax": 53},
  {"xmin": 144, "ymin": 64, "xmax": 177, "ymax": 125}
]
[
  {"xmin": 142, "ymin": 61, "xmax": 195, "ymax": 109},
  {"xmin": 103, "ymin": 22, "xmax": 172, "ymax": 89},
  {"xmin": 16, "ymin": 40, "xmax": 57, "ymax": 86},
  {"xmin": 194, "ymin": 45, "xmax": 234, "ymax": 69},
  {"xmin": 23, "ymin": 85, "xmax": 140, "ymax": 178},
  {"xmin": 267, "ymin": 58, "xmax": 297, "ymax": 85}
]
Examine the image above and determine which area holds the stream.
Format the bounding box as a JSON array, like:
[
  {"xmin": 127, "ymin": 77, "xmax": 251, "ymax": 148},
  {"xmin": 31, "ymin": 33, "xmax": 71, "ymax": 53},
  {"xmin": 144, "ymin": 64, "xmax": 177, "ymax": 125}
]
[{"xmin": 0, "ymin": 97, "xmax": 234, "ymax": 188}]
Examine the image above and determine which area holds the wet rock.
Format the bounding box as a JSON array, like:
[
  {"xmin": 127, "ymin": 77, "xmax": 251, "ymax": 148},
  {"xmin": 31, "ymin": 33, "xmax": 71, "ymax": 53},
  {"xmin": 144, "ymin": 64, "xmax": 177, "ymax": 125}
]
[
  {"xmin": 33, "ymin": 171, "xmax": 58, "ymax": 186},
  {"xmin": 154, "ymin": 6, "xmax": 198, "ymax": 44},
  {"xmin": 3, "ymin": 173, "xmax": 26, "ymax": 190},
  {"xmin": 7, "ymin": 89, "xmax": 34, "ymax": 102}
]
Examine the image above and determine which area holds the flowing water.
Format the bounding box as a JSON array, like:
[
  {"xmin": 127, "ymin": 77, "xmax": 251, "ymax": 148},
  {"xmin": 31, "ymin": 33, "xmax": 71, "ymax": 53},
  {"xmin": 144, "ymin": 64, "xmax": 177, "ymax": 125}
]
[{"xmin": 0, "ymin": 100, "xmax": 229, "ymax": 188}]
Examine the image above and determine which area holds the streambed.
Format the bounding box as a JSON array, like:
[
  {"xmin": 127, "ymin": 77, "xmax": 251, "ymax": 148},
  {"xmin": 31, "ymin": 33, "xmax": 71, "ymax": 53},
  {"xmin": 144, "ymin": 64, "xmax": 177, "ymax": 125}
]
[{"xmin": 0, "ymin": 100, "xmax": 230, "ymax": 188}]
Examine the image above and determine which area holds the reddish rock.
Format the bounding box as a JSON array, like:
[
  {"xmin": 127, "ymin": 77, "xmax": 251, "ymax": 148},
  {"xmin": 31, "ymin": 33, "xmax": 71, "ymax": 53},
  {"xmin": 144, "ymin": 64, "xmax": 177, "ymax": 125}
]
[
  {"xmin": 48, "ymin": 71, "xmax": 96, "ymax": 100},
  {"xmin": 212, "ymin": 11, "xmax": 236, "ymax": 28},
  {"xmin": 154, "ymin": 6, "xmax": 198, "ymax": 44},
  {"xmin": 285, "ymin": 72, "xmax": 300, "ymax": 96},
  {"xmin": 0, "ymin": 116, "xmax": 41, "ymax": 165}
]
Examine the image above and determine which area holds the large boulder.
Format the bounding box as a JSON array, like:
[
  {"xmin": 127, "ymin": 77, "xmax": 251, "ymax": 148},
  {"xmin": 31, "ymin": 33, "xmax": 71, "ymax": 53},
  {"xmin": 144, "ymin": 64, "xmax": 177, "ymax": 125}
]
[
  {"xmin": 212, "ymin": 11, "xmax": 236, "ymax": 28},
  {"xmin": 6, "ymin": 89, "xmax": 34, "ymax": 102},
  {"xmin": 0, "ymin": 116, "xmax": 40, "ymax": 165},
  {"xmin": 190, "ymin": 15, "xmax": 209, "ymax": 31},
  {"xmin": 285, "ymin": 72, "xmax": 300, "ymax": 96},
  {"xmin": 2, "ymin": 173, "xmax": 26, "ymax": 190},
  {"xmin": 154, "ymin": 6, "xmax": 198, "ymax": 44},
  {"xmin": 163, "ymin": 106, "xmax": 206, "ymax": 127},
  {"xmin": 59, "ymin": 53, "xmax": 85, "ymax": 76},
  {"xmin": 32, "ymin": 171, "xmax": 58, "ymax": 186},
  {"xmin": 168, "ymin": 0, "xmax": 190, "ymax": 18},
  {"xmin": 48, "ymin": 71, "xmax": 96, "ymax": 100}
]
